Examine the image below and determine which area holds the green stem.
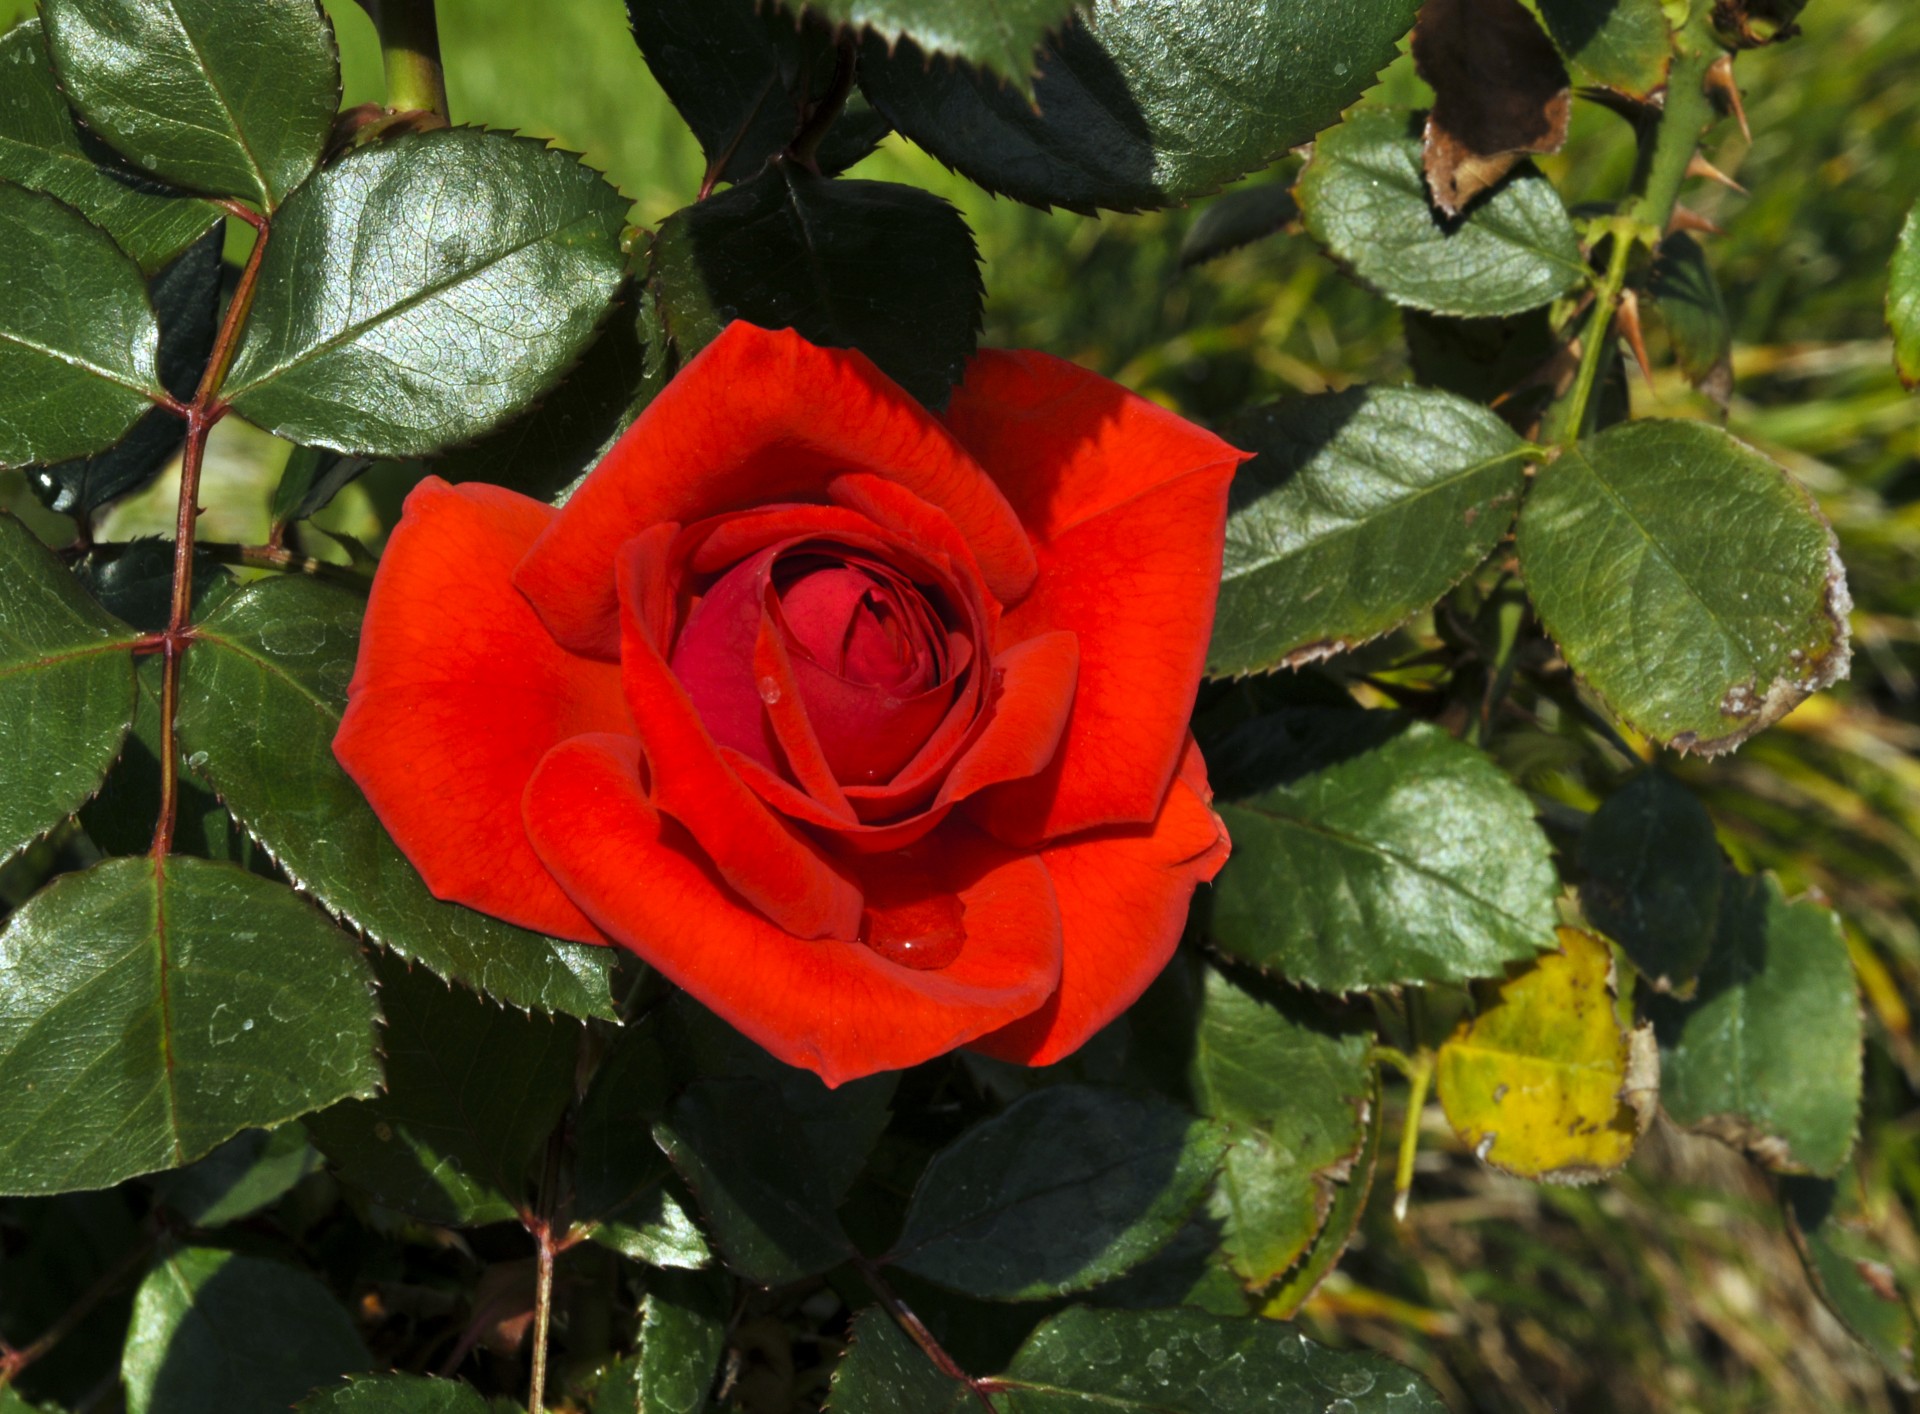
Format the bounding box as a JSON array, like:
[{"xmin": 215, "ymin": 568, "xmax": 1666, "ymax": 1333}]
[
  {"xmin": 373, "ymin": 0, "xmax": 448, "ymax": 119},
  {"xmin": 1558, "ymin": 230, "xmax": 1635, "ymax": 447},
  {"xmin": 1392, "ymin": 1048, "xmax": 1435, "ymax": 1223}
]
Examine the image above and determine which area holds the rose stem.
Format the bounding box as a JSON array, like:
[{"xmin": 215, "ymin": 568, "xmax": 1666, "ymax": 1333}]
[
  {"xmin": 787, "ymin": 38, "xmax": 857, "ymax": 173},
  {"xmin": 0, "ymin": 1226, "xmax": 157, "ymax": 1390},
  {"xmin": 370, "ymin": 0, "xmax": 449, "ymax": 120}
]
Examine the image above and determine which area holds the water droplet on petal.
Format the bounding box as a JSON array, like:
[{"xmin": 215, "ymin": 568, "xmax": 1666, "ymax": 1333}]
[
  {"xmin": 757, "ymin": 675, "xmax": 782, "ymax": 705},
  {"xmin": 860, "ymin": 856, "xmax": 965, "ymax": 970}
]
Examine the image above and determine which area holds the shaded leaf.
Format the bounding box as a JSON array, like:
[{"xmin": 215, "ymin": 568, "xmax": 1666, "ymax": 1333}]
[
  {"xmin": 175, "ymin": 574, "xmax": 617, "ymax": 1019},
  {"xmin": 652, "ymin": 162, "xmax": 981, "ymax": 409},
  {"xmin": 305, "ymin": 953, "xmax": 578, "ymax": 1226},
  {"xmin": 1412, "ymin": 0, "xmax": 1570, "ymax": 217},
  {"xmin": 1178, "ymin": 182, "xmax": 1298, "ymax": 268},
  {"xmin": 269, "ymin": 446, "xmax": 373, "ymax": 531},
  {"xmin": 1436, "ymin": 928, "xmax": 1657, "ymax": 1183},
  {"xmin": 297, "ymin": 1374, "xmax": 513, "ymax": 1412},
  {"xmin": 42, "ymin": 0, "xmax": 338, "ymax": 211},
  {"xmin": 0, "ymin": 18, "xmax": 218, "ymax": 272},
  {"xmin": 888, "ymin": 1086, "xmax": 1227, "ymax": 1301},
  {"xmin": 1209, "ymin": 385, "xmax": 1532, "ymax": 676},
  {"xmin": 149, "ymin": 1124, "xmax": 321, "ymax": 1227},
  {"xmin": 1781, "ymin": 1170, "xmax": 1920, "ymax": 1390},
  {"xmin": 1188, "ymin": 966, "xmax": 1372, "ymax": 1288},
  {"xmin": 1889, "ymin": 201, "xmax": 1920, "ymax": 390},
  {"xmin": 81, "ymin": 656, "xmax": 242, "ymax": 861},
  {"xmin": 1403, "ymin": 307, "xmax": 1557, "ymax": 408},
  {"xmin": 1534, "ymin": 0, "xmax": 1671, "ymax": 96},
  {"xmin": 1651, "ymin": 231, "xmax": 1733, "ymax": 402},
  {"xmin": 0, "ymin": 856, "xmax": 381, "ymax": 1195},
  {"xmin": 1210, "ymin": 714, "xmax": 1558, "ymax": 992},
  {"xmin": 121, "ymin": 1246, "xmax": 368, "ymax": 1414},
  {"xmin": 991, "ymin": 1306, "xmax": 1447, "ymax": 1412},
  {"xmin": 224, "ymin": 127, "xmax": 628, "ymax": 456},
  {"xmin": 828, "ymin": 1306, "xmax": 970, "ymax": 1414},
  {"xmin": 1296, "ymin": 106, "xmax": 1586, "ymax": 318},
  {"xmin": 1516, "ymin": 419, "xmax": 1851, "ymax": 756},
  {"xmin": 802, "ymin": 0, "xmax": 1078, "ymax": 90},
  {"xmin": 0, "ymin": 510, "xmax": 140, "ymax": 860},
  {"xmin": 1646, "ymin": 872, "xmax": 1862, "ymax": 1176},
  {"xmin": 0, "ymin": 181, "xmax": 164, "ymax": 467},
  {"xmin": 1262, "ymin": 1071, "xmax": 1382, "ymax": 1319},
  {"xmin": 1578, "ymin": 768, "xmax": 1723, "ymax": 991},
  {"xmin": 860, "ymin": 0, "xmax": 1419, "ymax": 214},
  {"xmin": 32, "ymin": 223, "xmax": 223, "ymax": 519}
]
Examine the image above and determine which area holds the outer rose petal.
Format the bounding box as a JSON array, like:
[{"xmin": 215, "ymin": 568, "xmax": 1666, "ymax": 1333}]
[
  {"xmin": 334, "ymin": 478, "xmax": 626, "ymax": 943},
  {"xmin": 524, "ymin": 735, "xmax": 1063, "ymax": 1086},
  {"xmin": 946, "ymin": 351, "xmax": 1247, "ymax": 843},
  {"xmin": 517, "ymin": 323, "xmax": 1037, "ymax": 659},
  {"xmin": 971, "ymin": 745, "xmax": 1231, "ymax": 1067}
]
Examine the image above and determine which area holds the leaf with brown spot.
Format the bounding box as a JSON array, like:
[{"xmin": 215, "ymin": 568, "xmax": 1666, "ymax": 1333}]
[{"xmin": 1412, "ymin": 0, "xmax": 1571, "ymax": 217}]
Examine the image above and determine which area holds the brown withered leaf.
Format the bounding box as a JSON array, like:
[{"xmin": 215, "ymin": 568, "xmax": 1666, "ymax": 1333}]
[{"xmin": 1412, "ymin": 0, "xmax": 1571, "ymax": 217}]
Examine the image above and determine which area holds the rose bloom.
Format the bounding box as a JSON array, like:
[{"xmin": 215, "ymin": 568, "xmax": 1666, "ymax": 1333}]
[{"xmin": 335, "ymin": 322, "xmax": 1242, "ymax": 1085}]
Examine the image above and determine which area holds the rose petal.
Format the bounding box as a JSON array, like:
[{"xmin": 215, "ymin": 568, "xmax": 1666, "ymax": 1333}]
[
  {"xmin": 971, "ymin": 753, "xmax": 1230, "ymax": 1066},
  {"xmin": 334, "ymin": 478, "xmax": 625, "ymax": 943},
  {"xmin": 524, "ymin": 734, "xmax": 1063, "ymax": 1086},
  {"xmin": 517, "ymin": 323, "xmax": 1036, "ymax": 658}
]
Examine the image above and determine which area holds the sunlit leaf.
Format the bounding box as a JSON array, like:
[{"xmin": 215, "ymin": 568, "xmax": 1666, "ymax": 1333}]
[
  {"xmin": 1534, "ymin": 0, "xmax": 1671, "ymax": 96},
  {"xmin": 1890, "ymin": 201, "xmax": 1920, "ymax": 389}
]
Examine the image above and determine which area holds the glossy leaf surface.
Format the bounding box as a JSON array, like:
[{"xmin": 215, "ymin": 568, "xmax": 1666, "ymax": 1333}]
[{"xmin": 802, "ymin": 0, "xmax": 1078, "ymax": 89}]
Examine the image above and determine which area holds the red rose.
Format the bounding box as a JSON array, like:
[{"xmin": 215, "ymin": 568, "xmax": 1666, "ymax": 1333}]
[{"xmin": 335, "ymin": 323, "xmax": 1241, "ymax": 1085}]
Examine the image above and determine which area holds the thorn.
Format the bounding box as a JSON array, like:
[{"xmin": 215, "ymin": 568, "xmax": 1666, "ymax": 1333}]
[
  {"xmin": 1668, "ymin": 205, "xmax": 1726, "ymax": 238},
  {"xmin": 1686, "ymin": 153, "xmax": 1747, "ymax": 195},
  {"xmin": 1616, "ymin": 290, "xmax": 1655, "ymax": 387},
  {"xmin": 1707, "ymin": 54, "xmax": 1751, "ymax": 142}
]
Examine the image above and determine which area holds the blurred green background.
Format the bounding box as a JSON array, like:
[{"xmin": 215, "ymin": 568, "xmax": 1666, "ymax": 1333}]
[{"xmin": 4, "ymin": 1, "xmax": 1920, "ymax": 1408}]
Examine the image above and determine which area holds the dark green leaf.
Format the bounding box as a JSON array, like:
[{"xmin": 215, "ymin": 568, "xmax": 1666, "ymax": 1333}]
[
  {"xmin": 0, "ymin": 510, "xmax": 139, "ymax": 860},
  {"xmin": 0, "ymin": 19, "xmax": 218, "ymax": 272},
  {"xmin": 120, "ymin": 1246, "xmax": 368, "ymax": 1414},
  {"xmin": 224, "ymin": 127, "xmax": 628, "ymax": 456},
  {"xmin": 1178, "ymin": 182, "xmax": 1299, "ymax": 268},
  {"xmin": 1651, "ymin": 232, "xmax": 1732, "ymax": 400},
  {"xmin": 175, "ymin": 574, "xmax": 617, "ymax": 1019},
  {"xmin": 305, "ymin": 953, "xmax": 578, "ymax": 1226},
  {"xmin": 859, "ymin": 0, "xmax": 1419, "ymax": 213},
  {"xmin": 1403, "ymin": 307, "xmax": 1556, "ymax": 408},
  {"xmin": 1535, "ymin": 0, "xmax": 1671, "ymax": 96},
  {"xmin": 1889, "ymin": 201, "xmax": 1920, "ymax": 389},
  {"xmin": 1781, "ymin": 1171, "xmax": 1919, "ymax": 1389},
  {"xmin": 1210, "ymin": 714, "xmax": 1558, "ymax": 992},
  {"xmin": 651, "ymin": 162, "xmax": 981, "ymax": 408},
  {"xmin": 32, "ymin": 223, "xmax": 222, "ymax": 518},
  {"xmin": 828, "ymin": 1307, "xmax": 970, "ymax": 1414},
  {"xmin": 992, "ymin": 1307, "xmax": 1447, "ymax": 1412},
  {"xmin": 654, "ymin": 1076, "xmax": 853, "ymax": 1285},
  {"xmin": 802, "ymin": 0, "xmax": 1078, "ymax": 89},
  {"xmin": 589, "ymin": 1269, "xmax": 731, "ymax": 1414},
  {"xmin": 1578, "ymin": 769, "xmax": 1723, "ymax": 991},
  {"xmin": 1263, "ymin": 1071, "xmax": 1382, "ymax": 1318},
  {"xmin": 268, "ymin": 446, "xmax": 373, "ymax": 531},
  {"xmin": 297, "ymin": 1374, "xmax": 512, "ymax": 1413},
  {"xmin": 1646, "ymin": 872, "xmax": 1861, "ymax": 1177},
  {"xmin": 0, "ymin": 181, "xmax": 165, "ymax": 467},
  {"xmin": 1516, "ymin": 419, "xmax": 1851, "ymax": 755},
  {"xmin": 1296, "ymin": 107, "xmax": 1586, "ymax": 318},
  {"xmin": 42, "ymin": 0, "xmax": 339, "ymax": 210},
  {"xmin": 149, "ymin": 1124, "xmax": 321, "ymax": 1227},
  {"xmin": 0, "ymin": 855, "xmax": 381, "ymax": 1195},
  {"xmin": 1209, "ymin": 386, "xmax": 1532, "ymax": 676},
  {"xmin": 1189, "ymin": 967, "xmax": 1372, "ymax": 1288},
  {"xmin": 889, "ymin": 1086, "xmax": 1227, "ymax": 1301}
]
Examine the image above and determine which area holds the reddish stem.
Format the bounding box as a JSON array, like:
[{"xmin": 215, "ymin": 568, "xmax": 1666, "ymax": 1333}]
[
  {"xmin": 0, "ymin": 1230, "xmax": 156, "ymax": 1389},
  {"xmin": 854, "ymin": 1260, "xmax": 997, "ymax": 1411}
]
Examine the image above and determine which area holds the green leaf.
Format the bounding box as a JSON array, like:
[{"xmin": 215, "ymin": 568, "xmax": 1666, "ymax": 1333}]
[
  {"xmin": 175, "ymin": 574, "xmax": 617, "ymax": 1019},
  {"xmin": 1534, "ymin": 0, "xmax": 1671, "ymax": 97},
  {"xmin": 1403, "ymin": 307, "xmax": 1557, "ymax": 408},
  {"xmin": 1262, "ymin": 1071, "xmax": 1381, "ymax": 1319},
  {"xmin": 224, "ymin": 127, "xmax": 628, "ymax": 456},
  {"xmin": 304, "ymin": 953, "xmax": 579, "ymax": 1226},
  {"xmin": 859, "ymin": 0, "xmax": 1419, "ymax": 213},
  {"xmin": 992, "ymin": 1307, "xmax": 1447, "ymax": 1412},
  {"xmin": 1188, "ymin": 967, "xmax": 1373, "ymax": 1288},
  {"xmin": 803, "ymin": 0, "xmax": 1080, "ymax": 90},
  {"xmin": 32, "ymin": 223, "xmax": 222, "ymax": 519},
  {"xmin": 268, "ymin": 446, "xmax": 372, "ymax": 532},
  {"xmin": 1645, "ymin": 872, "xmax": 1861, "ymax": 1176},
  {"xmin": 1781, "ymin": 1170, "xmax": 1920, "ymax": 1389},
  {"xmin": 1578, "ymin": 768, "xmax": 1723, "ymax": 991},
  {"xmin": 589, "ymin": 1270, "xmax": 731, "ymax": 1414},
  {"xmin": 297, "ymin": 1374, "xmax": 513, "ymax": 1413},
  {"xmin": 888, "ymin": 1086, "xmax": 1227, "ymax": 1301},
  {"xmin": 1208, "ymin": 385, "xmax": 1532, "ymax": 676},
  {"xmin": 1516, "ymin": 419, "xmax": 1852, "ymax": 755},
  {"xmin": 0, "ymin": 510, "xmax": 140, "ymax": 860},
  {"xmin": 651, "ymin": 162, "xmax": 981, "ymax": 409},
  {"xmin": 1889, "ymin": 201, "xmax": 1920, "ymax": 390},
  {"xmin": 1178, "ymin": 181, "xmax": 1299, "ymax": 269},
  {"xmin": 1209, "ymin": 713, "xmax": 1559, "ymax": 992},
  {"xmin": 0, "ymin": 19, "xmax": 218, "ymax": 272},
  {"xmin": 0, "ymin": 855, "xmax": 380, "ymax": 1196},
  {"xmin": 121, "ymin": 1246, "xmax": 369, "ymax": 1414},
  {"xmin": 42, "ymin": 0, "xmax": 339, "ymax": 211},
  {"xmin": 149, "ymin": 1124, "xmax": 321, "ymax": 1227},
  {"xmin": 1651, "ymin": 232, "xmax": 1732, "ymax": 399},
  {"xmin": 1296, "ymin": 107, "xmax": 1587, "ymax": 318},
  {"xmin": 0, "ymin": 181, "xmax": 165, "ymax": 468},
  {"xmin": 828, "ymin": 1307, "xmax": 970, "ymax": 1414},
  {"xmin": 654, "ymin": 1076, "xmax": 853, "ymax": 1285}
]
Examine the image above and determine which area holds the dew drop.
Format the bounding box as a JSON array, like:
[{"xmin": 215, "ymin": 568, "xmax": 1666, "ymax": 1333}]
[
  {"xmin": 241, "ymin": 1018, "xmax": 254, "ymax": 1031},
  {"xmin": 186, "ymin": 750, "xmax": 209, "ymax": 770},
  {"xmin": 859, "ymin": 851, "xmax": 965, "ymax": 970},
  {"xmin": 757, "ymin": 675, "xmax": 782, "ymax": 705}
]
